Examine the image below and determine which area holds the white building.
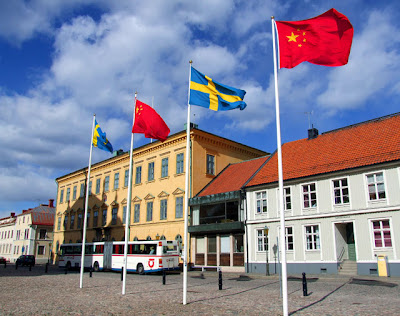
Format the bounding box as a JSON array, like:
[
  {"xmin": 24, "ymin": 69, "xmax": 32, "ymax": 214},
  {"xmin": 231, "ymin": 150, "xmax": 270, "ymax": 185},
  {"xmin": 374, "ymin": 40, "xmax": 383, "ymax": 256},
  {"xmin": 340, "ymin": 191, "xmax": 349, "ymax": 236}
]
[
  {"xmin": 0, "ymin": 213, "xmax": 16, "ymax": 262},
  {"xmin": 245, "ymin": 113, "xmax": 400, "ymax": 276},
  {"xmin": 12, "ymin": 200, "xmax": 55, "ymax": 263}
]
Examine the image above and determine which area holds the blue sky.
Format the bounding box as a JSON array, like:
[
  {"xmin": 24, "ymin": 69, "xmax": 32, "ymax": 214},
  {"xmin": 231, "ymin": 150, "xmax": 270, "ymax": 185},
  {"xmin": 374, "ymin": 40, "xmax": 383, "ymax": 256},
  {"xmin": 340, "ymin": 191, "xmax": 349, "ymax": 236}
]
[{"xmin": 0, "ymin": 0, "xmax": 399, "ymax": 218}]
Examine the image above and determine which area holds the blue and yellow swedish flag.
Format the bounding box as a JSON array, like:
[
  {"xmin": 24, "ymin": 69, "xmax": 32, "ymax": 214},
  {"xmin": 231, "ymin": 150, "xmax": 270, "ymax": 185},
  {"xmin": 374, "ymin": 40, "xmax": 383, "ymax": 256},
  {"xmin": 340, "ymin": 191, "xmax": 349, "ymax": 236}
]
[
  {"xmin": 93, "ymin": 119, "xmax": 113, "ymax": 153},
  {"xmin": 189, "ymin": 67, "xmax": 247, "ymax": 111}
]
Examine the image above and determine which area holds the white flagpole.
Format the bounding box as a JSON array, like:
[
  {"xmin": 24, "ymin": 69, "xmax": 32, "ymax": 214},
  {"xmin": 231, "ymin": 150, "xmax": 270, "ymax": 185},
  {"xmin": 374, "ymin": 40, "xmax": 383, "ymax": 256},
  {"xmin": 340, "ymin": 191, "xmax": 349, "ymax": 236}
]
[
  {"xmin": 80, "ymin": 114, "xmax": 96, "ymax": 289},
  {"xmin": 271, "ymin": 17, "xmax": 288, "ymax": 316},
  {"xmin": 122, "ymin": 92, "xmax": 137, "ymax": 295},
  {"xmin": 183, "ymin": 60, "xmax": 192, "ymax": 305}
]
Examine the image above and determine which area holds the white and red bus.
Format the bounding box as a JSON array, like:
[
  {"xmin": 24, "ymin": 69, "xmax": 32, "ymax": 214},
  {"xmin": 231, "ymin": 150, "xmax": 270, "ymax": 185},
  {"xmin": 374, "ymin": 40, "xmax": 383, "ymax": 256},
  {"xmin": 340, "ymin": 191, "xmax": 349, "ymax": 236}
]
[{"xmin": 58, "ymin": 240, "xmax": 179, "ymax": 274}]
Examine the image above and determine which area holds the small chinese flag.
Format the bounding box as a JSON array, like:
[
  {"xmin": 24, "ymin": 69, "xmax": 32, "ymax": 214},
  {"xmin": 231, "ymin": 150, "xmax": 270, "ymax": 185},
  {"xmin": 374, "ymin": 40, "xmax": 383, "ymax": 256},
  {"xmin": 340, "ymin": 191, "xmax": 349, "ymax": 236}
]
[
  {"xmin": 276, "ymin": 8, "xmax": 353, "ymax": 69},
  {"xmin": 132, "ymin": 100, "xmax": 170, "ymax": 142}
]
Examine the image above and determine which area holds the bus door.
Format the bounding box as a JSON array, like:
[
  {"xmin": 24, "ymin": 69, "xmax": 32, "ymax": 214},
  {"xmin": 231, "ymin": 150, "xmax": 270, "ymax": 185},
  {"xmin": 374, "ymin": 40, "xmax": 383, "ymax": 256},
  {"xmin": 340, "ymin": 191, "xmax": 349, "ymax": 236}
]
[{"xmin": 103, "ymin": 242, "xmax": 112, "ymax": 270}]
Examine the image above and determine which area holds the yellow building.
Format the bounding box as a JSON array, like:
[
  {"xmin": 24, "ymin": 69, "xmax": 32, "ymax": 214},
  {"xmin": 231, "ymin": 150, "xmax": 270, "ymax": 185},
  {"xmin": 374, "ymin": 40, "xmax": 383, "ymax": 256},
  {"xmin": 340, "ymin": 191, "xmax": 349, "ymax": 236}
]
[{"xmin": 52, "ymin": 126, "xmax": 267, "ymax": 262}]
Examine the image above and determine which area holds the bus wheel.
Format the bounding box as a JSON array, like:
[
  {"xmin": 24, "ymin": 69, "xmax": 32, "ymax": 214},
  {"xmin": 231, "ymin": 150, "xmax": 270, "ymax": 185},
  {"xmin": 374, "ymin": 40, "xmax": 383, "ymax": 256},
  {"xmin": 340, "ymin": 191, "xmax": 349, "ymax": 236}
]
[
  {"xmin": 93, "ymin": 262, "xmax": 100, "ymax": 272},
  {"xmin": 66, "ymin": 262, "xmax": 71, "ymax": 270},
  {"xmin": 137, "ymin": 263, "xmax": 144, "ymax": 275}
]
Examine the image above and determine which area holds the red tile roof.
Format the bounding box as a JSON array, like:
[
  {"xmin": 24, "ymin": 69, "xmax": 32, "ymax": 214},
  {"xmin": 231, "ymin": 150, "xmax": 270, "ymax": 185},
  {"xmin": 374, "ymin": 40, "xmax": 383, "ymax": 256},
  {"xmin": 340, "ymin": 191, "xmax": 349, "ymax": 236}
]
[
  {"xmin": 197, "ymin": 156, "xmax": 270, "ymax": 197},
  {"xmin": 247, "ymin": 113, "xmax": 400, "ymax": 187},
  {"xmin": 26, "ymin": 205, "xmax": 55, "ymax": 226}
]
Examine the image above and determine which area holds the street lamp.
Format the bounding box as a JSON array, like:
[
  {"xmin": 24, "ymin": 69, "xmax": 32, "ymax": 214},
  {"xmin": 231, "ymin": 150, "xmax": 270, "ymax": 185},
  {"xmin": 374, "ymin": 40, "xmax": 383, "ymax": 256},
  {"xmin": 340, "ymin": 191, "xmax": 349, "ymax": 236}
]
[{"xmin": 264, "ymin": 225, "xmax": 269, "ymax": 276}]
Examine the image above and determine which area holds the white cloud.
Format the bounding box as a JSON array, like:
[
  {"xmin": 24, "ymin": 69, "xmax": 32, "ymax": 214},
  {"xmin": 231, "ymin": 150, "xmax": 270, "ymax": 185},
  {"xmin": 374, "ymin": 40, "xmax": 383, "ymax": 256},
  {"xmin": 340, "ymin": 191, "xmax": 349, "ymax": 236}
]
[{"xmin": 317, "ymin": 10, "xmax": 400, "ymax": 111}]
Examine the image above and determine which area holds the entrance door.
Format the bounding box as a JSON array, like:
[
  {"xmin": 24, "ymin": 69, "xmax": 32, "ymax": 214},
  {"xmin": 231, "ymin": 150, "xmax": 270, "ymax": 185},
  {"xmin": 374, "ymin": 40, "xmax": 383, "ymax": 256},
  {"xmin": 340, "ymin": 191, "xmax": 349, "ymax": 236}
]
[{"xmin": 346, "ymin": 223, "xmax": 356, "ymax": 261}]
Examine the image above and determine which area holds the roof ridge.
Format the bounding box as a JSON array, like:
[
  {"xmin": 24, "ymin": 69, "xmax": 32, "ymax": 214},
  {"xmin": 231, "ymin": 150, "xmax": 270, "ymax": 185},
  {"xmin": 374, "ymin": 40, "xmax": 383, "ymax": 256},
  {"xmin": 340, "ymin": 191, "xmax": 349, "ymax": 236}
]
[{"xmin": 322, "ymin": 111, "xmax": 400, "ymax": 136}]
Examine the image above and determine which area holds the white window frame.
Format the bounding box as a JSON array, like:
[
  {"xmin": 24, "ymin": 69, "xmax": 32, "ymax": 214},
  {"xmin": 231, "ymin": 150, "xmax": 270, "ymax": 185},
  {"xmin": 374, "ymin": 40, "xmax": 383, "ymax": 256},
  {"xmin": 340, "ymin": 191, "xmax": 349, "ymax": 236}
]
[
  {"xmin": 371, "ymin": 219, "xmax": 392, "ymax": 248},
  {"xmin": 255, "ymin": 190, "xmax": 267, "ymax": 214},
  {"xmin": 283, "ymin": 187, "xmax": 292, "ymax": 211},
  {"xmin": 285, "ymin": 226, "xmax": 294, "ymax": 251},
  {"xmin": 304, "ymin": 224, "xmax": 320, "ymax": 251},
  {"xmin": 366, "ymin": 172, "xmax": 386, "ymax": 201},
  {"xmin": 332, "ymin": 177, "xmax": 350, "ymax": 205},
  {"xmin": 256, "ymin": 229, "xmax": 268, "ymax": 252},
  {"xmin": 302, "ymin": 183, "xmax": 317, "ymax": 209}
]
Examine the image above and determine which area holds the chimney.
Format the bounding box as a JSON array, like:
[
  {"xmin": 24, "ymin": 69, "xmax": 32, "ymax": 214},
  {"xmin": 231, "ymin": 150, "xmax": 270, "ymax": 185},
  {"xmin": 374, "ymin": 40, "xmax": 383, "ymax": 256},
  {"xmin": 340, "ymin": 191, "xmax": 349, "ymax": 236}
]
[
  {"xmin": 11, "ymin": 212, "xmax": 15, "ymax": 217},
  {"xmin": 49, "ymin": 199, "xmax": 54, "ymax": 208},
  {"xmin": 308, "ymin": 126, "xmax": 319, "ymax": 140}
]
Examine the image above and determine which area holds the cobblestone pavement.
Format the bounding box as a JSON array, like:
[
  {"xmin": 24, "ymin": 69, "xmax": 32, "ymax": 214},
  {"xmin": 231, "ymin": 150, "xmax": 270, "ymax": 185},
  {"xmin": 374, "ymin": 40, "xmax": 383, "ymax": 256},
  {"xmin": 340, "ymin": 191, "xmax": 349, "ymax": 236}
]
[{"xmin": 1, "ymin": 264, "xmax": 399, "ymax": 315}]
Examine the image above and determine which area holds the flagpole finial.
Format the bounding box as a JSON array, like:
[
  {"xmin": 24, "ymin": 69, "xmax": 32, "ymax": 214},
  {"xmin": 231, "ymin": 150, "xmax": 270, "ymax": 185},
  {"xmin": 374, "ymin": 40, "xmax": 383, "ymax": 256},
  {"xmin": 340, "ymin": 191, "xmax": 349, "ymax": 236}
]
[
  {"xmin": 189, "ymin": 60, "xmax": 193, "ymax": 64},
  {"xmin": 93, "ymin": 113, "xmax": 96, "ymax": 117},
  {"xmin": 271, "ymin": 16, "xmax": 274, "ymax": 19}
]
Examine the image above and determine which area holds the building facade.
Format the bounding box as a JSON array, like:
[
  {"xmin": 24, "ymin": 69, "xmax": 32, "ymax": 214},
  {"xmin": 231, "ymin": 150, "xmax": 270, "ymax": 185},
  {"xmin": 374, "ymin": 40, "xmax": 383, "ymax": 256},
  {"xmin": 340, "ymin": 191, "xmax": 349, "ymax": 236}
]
[
  {"xmin": 12, "ymin": 201, "xmax": 55, "ymax": 263},
  {"xmin": 245, "ymin": 114, "xmax": 400, "ymax": 276},
  {"xmin": 0, "ymin": 213, "xmax": 16, "ymax": 262},
  {"xmin": 53, "ymin": 127, "xmax": 266, "ymax": 262},
  {"xmin": 189, "ymin": 156, "xmax": 269, "ymax": 272}
]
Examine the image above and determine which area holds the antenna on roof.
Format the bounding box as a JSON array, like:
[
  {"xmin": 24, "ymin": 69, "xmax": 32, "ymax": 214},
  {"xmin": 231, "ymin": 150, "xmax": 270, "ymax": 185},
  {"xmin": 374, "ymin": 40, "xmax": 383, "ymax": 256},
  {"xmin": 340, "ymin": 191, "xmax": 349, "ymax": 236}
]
[{"xmin": 304, "ymin": 111, "xmax": 313, "ymax": 129}]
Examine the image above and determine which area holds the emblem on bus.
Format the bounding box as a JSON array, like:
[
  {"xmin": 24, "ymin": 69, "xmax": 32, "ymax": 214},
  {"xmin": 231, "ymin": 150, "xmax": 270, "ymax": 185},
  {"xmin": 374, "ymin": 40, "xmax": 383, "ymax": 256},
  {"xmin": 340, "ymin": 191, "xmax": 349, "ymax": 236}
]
[{"xmin": 148, "ymin": 258, "xmax": 155, "ymax": 268}]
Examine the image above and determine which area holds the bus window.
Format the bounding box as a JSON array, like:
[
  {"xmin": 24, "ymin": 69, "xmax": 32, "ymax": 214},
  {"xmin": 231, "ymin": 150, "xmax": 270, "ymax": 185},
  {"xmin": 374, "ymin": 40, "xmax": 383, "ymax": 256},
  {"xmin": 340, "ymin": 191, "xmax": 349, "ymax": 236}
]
[
  {"xmin": 163, "ymin": 244, "xmax": 177, "ymax": 254},
  {"xmin": 95, "ymin": 245, "xmax": 104, "ymax": 254}
]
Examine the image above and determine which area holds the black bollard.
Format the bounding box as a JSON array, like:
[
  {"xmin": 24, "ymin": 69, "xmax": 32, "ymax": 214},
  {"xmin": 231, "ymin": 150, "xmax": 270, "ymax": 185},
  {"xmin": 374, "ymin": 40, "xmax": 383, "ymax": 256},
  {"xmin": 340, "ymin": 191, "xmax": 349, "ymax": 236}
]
[
  {"xmin": 218, "ymin": 269, "xmax": 223, "ymax": 290},
  {"xmin": 121, "ymin": 267, "xmax": 124, "ymax": 281},
  {"xmin": 4, "ymin": 261, "xmax": 6, "ymax": 268},
  {"xmin": 15, "ymin": 263, "xmax": 18, "ymax": 270},
  {"xmin": 65, "ymin": 266, "xmax": 68, "ymax": 274},
  {"xmin": 45, "ymin": 263, "xmax": 48, "ymax": 273},
  {"xmin": 162, "ymin": 269, "xmax": 166, "ymax": 285},
  {"xmin": 29, "ymin": 264, "xmax": 32, "ymax": 271},
  {"xmin": 302, "ymin": 272, "xmax": 308, "ymax": 296},
  {"xmin": 90, "ymin": 266, "xmax": 93, "ymax": 278}
]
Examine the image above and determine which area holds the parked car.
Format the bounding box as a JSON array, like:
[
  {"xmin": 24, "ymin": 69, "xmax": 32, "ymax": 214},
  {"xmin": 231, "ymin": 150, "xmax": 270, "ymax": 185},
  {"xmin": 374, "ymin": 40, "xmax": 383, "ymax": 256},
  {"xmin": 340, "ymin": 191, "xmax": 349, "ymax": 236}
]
[
  {"xmin": 16, "ymin": 255, "xmax": 35, "ymax": 267},
  {"xmin": 0, "ymin": 256, "xmax": 6, "ymax": 264}
]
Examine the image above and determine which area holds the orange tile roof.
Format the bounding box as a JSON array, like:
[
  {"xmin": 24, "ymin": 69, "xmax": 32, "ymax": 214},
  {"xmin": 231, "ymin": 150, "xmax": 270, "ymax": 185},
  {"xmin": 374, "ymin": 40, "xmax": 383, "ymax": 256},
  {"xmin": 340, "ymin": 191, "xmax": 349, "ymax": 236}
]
[
  {"xmin": 197, "ymin": 156, "xmax": 270, "ymax": 197},
  {"xmin": 247, "ymin": 113, "xmax": 400, "ymax": 187}
]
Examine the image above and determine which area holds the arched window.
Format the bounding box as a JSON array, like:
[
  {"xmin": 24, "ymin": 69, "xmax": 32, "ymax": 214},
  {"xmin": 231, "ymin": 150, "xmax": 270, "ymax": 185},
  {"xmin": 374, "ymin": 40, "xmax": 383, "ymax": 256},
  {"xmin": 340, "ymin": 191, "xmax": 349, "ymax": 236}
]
[
  {"xmin": 146, "ymin": 236, "xmax": 152, "ymax": 241},
  {"xmin": 69, "ymin": 239, "xmax": 72, "ymax": 244},
  {"xmin": 160, "ymin": 235, "xmax": 166, "ymax": 240},
  {"xmin": 133, "ymin": 236, "xmax": 138, "ymax": 241},
  {"xmin": 175, "ymin": 234, "xmax": 183, "ymax": 253}
]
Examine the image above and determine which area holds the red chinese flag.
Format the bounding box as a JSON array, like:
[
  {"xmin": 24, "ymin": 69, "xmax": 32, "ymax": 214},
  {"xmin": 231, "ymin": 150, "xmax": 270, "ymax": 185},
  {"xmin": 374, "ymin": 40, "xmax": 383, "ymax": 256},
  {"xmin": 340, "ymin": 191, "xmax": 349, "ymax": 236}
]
[
  {"xmin": 276, "ymin": 8, "xmax": 353, "ymax": 69},
  {"xmin": 132, "ymin": 100, "xmax": 170, "ymax": 142}
]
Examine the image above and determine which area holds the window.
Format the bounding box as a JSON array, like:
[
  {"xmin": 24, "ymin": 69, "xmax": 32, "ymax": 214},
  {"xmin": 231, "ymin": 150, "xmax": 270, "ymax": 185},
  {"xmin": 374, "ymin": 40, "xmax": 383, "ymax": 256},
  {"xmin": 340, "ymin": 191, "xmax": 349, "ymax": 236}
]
[
  {"xmin": 208, "ymin": 236, "xmax": 217, "ymax": 253},
  {"xmin": 37, "ymin": 246, "xmax": 45, "ymax": 255},
  {"xmin": 77, "ymin": 213, "xmax": 82, "ymax": 229},
  {"xmin": 303, "ymin": 183, "xmax": 317, "ymax": 208},
  {"xmin": 176, "ymin": 153, "xmax": 184, "ymax": 174},
  {"xmin": 88, "ymin": 181, "xmax": 92, "ymax": 195},
  {"xmin": 284, "ymin": 187, "xmax": 292, "ymax": 211},
  {"xmin": 257, "ymin": 229, "xmax": 268, "ymax": 252},
  {"xmin": 80, "ymin": 183, "xmax": 85, "ymax": 197},
  {"xmin": 112, "ymin": 207, "xmax": 117, "ymax": 225},
  {"xmin": 39, "ymin": 229, "xmax": 46, "ymax": 239},
  {"xmin": 134, "ymin": 204, "xmax": 140, "ymax": 223},
  {"xmin": 72, "ymin": 186, "xmax": 77, "ymax": 200},
  {"xmin": 372, "ymin": 220, "xmax": 392, "ymax": 248},
  {"xmin": 114, "ymin": 172, "xmax": 119, "ymax": 190},
  {"xmin": 104, "ymin": 176, "xmax": 110, "ymax": 192},
  {"xmin": 57, "ymin": 217, "xmax": 61, "ymax": 230},
  {"xmin": 60, "ymin": 189, "xmax": 64, "ymax": 203},
  {"xmin": 66, "ymin": 188, "xmax": 70, "ymax": 201},
  {"xmin": 160, "ymin": 199, "xmax": 167, "ymax": 220},
  {"xmin": 333, "ymin": 178, "xmax": 349, "ymax": 204},
  {"xmin": 123, "ymin": 206, "xmax": 127, "ymax": 224},
  {"xmin": 148, "ymin": 162, "xmax": 154, "ymax": 181},
  {"xmin": 70, "ymin": 214, "xmax": 75, "ymax": 229},
  {"xmin": 135, "ymin": 166, "xmax": 142, "ymax": 184},
  {"xmin": 93, "ymin": 211, "xmax": 98, "ymax": 227},
  {"xmin": 64, "ymin": 216, "xmax": 68, "ymax": 230},
  {"xmin": 161, "ymin": 158, "xmax": 168, "ymax": 178},
  {"xmin": 96, "ymin": 178, "xmax": 101, "ymax": 194},
  {"xmin": 256, "ymin": 191, "xmax": 267, "ymax": 213},
  {"xmin": 367, "ymin": 172, "xmax": 386, "ymax": 201},
  {"xmin": 86, "ymin": 211, "xmax": 91, "ymax": 228},
  {"xmin": 124, "ymin": 169, "xmax": 129, "ymax": 187},
  {"xmin": 102, "ymin": 209, "xmax": 107, "ymax": 226},
  {"xmin": 285, "ymin": 227, "xmax": 294, "ymax": 251},
  {"xmin": 206, "ymin": 154, "xmax": 215, "ymax": 175},
  {"xmin": 146, "ymin": 202, "xmax": 153, "ymax": 221},
  {"xmin": 175, "ymin": 196, "xmax": 183, "ymax": 218},
  {"xmin": 305, "ymin": 225, "xmax": 320, "ymax": 250}
]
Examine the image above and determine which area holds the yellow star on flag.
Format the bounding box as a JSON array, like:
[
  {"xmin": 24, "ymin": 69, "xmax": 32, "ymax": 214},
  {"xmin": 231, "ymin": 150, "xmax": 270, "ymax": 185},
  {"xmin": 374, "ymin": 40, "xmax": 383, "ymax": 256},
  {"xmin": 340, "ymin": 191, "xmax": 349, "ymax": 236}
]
[{"xmin": 286, "ymin": 32, "xmax": 299, "ymax": 42}]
